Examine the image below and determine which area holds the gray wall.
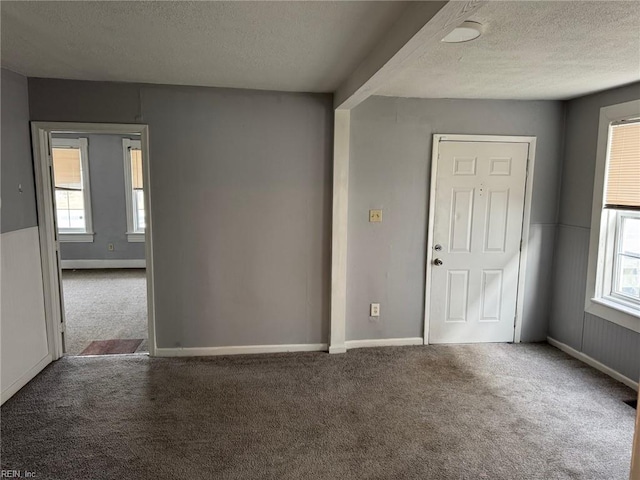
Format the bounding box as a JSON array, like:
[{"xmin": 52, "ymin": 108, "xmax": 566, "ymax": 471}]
[
  {"xmin": 347, "ymin": 96, "xmax": 565, "ymax": 342},
  {"xmin": 29, "ymin": 79, "xmax": 333, "ymax": 348},
  {"xmin": 1, "ymin": 68, "xmax": 50, "ymax": 403},
  {"xmin": 1, "ymin": 68, "xmax": 37, "ymax": 233},
  {"xmin": 53, "ymin": 133, "xmax": 145, "ymax": 261},
  {"xmin": 549, "ymin": 82, "xmax": 640, "ymax": 382}
]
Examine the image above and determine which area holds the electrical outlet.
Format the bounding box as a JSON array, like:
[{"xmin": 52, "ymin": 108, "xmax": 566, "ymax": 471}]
[
  {"xmin": 369, "ymin": 209, "xmax": 382, "ymax": 223},
  {"xmin": 370, "ymin": 303, "xmax": 380, "ymax": 317},
  {"xmin": 108, "ymin": 243, "xmax": 114, "ymax": 251}
]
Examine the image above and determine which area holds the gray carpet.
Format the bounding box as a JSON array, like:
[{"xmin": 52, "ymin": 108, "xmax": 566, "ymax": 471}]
[
  {"xmin": 61, "ymin": 269, "xmax": 148, "ymax": 354},
  {"xmin": 1, "ymin": 344, "xmax": 636, "ymax": 479}
]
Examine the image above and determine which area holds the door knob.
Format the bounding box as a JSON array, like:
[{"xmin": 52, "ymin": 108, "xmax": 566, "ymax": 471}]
[{"xmin": 433, "ymin": 258, "xmax": 443, "ymax": 266}]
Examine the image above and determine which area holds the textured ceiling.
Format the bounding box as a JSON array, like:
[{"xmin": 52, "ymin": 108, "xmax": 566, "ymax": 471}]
[
  {"xmin": 376, "ymin": 1, "xmax": 640, "ymax": 100},
  {"xmin": 1, "ymin": 1, "xmax": 409, "ymax": 92}
]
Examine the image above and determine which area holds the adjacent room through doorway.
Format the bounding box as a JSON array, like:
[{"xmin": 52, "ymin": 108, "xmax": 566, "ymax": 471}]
[{"xmin": 50, "ymin": 131, "xmax": 149, "ymax": 356}]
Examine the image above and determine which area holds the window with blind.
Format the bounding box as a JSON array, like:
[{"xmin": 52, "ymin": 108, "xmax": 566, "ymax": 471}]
[
  {"xmin": 123, "ymin": 138, "xmax": 145, "ymax": 242},
  {"xmin": 51, "ymin": 138, "xmax": 93, "ymax": 237},
  {"xmin": 586, "ymin": 100, "xmax": 640, "ymax": 331},
  {"xmin": 605, "ymin": 121, "xmax": 640, "ymax": 305},
  {"xmin": 605, "ymin": 121, "xmax": 640, "ymax": 211}
]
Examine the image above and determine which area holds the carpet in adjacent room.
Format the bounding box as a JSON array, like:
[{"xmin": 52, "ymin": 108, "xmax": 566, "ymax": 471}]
[{"xmin": 61, "ymin": 268, "xmax": 148, "ymax": 355}]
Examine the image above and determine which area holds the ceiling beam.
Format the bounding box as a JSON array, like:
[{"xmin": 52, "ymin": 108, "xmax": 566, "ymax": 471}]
[{"xmin": 334, "ymin": 0, "xmax": 487, "ymax": 110}]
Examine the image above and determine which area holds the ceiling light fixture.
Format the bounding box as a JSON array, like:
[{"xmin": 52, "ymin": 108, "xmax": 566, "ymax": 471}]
[{"xmin": 441, "ymin": 21, "xmax": 483, "ymax": 44}]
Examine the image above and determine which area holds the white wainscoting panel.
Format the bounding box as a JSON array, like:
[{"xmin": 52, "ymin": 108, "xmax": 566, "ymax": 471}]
[{"xmin": 1, "ymin": 227, "xmax": 51, "ymax": 403}]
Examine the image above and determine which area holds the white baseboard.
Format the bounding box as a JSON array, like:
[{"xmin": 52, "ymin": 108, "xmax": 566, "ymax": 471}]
[
  {"xmin": 547, "ymin": 336, "xmax": 638, "ymax": 391},
  {"xmin": 345, "ymin": 337, "xmax": 424, "ymax": 350},
  {"xmin": 61, "ymin": 259, "xmax": 146, "ymax": 269},
  {"xmin": 1, "ymin": 354, "xmax": 52, "ymax": 405},
  {"xmin": 329, "ymin": 345, "xmax": 347, "ymax": 354},
  {"xmin": 154, "ymin": 343, "xmax": 328, "ymax": 357}
]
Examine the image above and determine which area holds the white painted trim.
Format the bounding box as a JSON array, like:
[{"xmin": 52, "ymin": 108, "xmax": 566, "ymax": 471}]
[
  {"xmin": 141, "ymin": 127, "xmax": 157, "ymax": 357},
  {"xmin": 32, "ymin": 126, "xmax": 65, "ymax": 360},
  {"xmin": 1, "ymin": 354, "xmax": 52, "ymax": 405},
  {"xmin": 123, "ymin": 138, "xmax": 136, "ymax": 235},
  {"xmin": 155, "ymin": 343, "xmax": 328, "ymax": 357},
  {"xmin": 424, "ymin": 134, "xmax": 537, "ymax": 345},
  {"xmin": 61, "ymin": 259, "xmax": 146, "ymax": 269},
  {"xmin": 345, "ymin": 337, "xmax": 424, "ymax": 350},
  {"xmin": 516, "ymin": 138, "xmax": 536, "ymax": 344},
  {"xmin": 329, "ymin": 346, "xmax": 347, "ymax": 354},
  {"xmin": 126, "ymin": 232, "xmax": 145, "ymax": 243},
  {"xmin": 123, "ymin": 138, "xmax": 145, "ymax": 239},
  {"xmin": 334, "ymin": 1, "xmax": 487, "ymax": 109},
  {"xmin": 31, "ymin": 122, "xmax": 157, "ymax": 358},
  {"xmin": 51, "ymin": 137, "xmax": 94, "ymax": 236},
  {"xmin": 59, "ymin": 232, "xmax": 94, "ymax": 242},
  {"xmin": 547, "ymin": 336, "xmax": 638, "ymax": 391},
  {"xmin": 585, "ymin": 100, "xmax": 640, "ymax": 333},
  {"xmin": 434, "ymin": 134, "xmax": 538, "ymax": 144},
  {"xmin": 423, "ymin": 137, "xmax": 440, "ymax": 345},
  {"xmin": 330, "ymin": 110, "xmax": 350, "ymax": 354}
]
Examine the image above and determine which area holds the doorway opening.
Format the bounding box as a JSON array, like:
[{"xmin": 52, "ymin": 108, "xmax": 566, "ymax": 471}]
[{"xmin": 31, "ymin": 123, "xmax": 156, "ymax": 359}]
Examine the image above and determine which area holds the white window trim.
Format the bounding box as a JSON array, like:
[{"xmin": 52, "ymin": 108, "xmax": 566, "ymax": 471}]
[
  {"xmin": 51, "ymin": 137, "xmax": 94, "ymax": 243},
  {"xmin": 585, "ymin": 99, "xmax": 640, "ymax": 333},
  {"xmin": 123, "ymin": 138, "xmax": 145, "ymax": 242},
  {"xmin": 59, "ymin": 233, "xmax": 95, "ymax": 242}
]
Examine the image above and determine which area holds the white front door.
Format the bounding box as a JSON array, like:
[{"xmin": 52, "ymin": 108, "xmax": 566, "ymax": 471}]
[{"xmin": 428, "ymin": 140, "xmax": 529, "ymax": 344}]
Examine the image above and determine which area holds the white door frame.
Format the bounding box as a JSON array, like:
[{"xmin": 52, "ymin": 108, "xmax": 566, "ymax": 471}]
[
  {"xmin": 30, "ymin": 122, "xmax": 156, "ymax": 359},
  {"xmin": 423, "ymin": 134, "xmax": 537, "ymax": 345}
]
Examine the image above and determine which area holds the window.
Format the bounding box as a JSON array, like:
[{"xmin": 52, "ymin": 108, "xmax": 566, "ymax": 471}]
[
  {"xmin": 585, "ymin": 100, "xmax": 640, "ymax": 332},
  {"xmin": 51, "ymin": 138, "xmax": 93, "ymax": 242},
  {"xmin": 613, "ymin": 212, "xmax": 640, "ymax": 302},
  {"xmin": 123, "ymin": 138, "xmax": 145, "ymax": 242}
]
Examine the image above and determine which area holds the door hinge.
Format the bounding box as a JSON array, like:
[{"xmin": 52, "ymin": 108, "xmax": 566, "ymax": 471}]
[
  {"xmin": 59, "ymin": 322, "xmax": 65, "ymax": 333},
  {"xmin": 519, "ymin": 239, "xmax": 523, "ymax": 251}
]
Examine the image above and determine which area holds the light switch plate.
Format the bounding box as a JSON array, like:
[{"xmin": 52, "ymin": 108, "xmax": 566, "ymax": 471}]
[
  {"xmin": 370, "ymin": 303, "xmax": 380, "ymax": 317},
  {"xmin": 369, "ymin": 209, "xmax": 382, "ymax": 223}
]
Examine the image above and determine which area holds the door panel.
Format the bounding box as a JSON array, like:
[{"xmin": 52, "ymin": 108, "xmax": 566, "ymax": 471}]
[
  {"xmin": 450, "ymin": 188, "xmax": 474, "ymax": 252},
  {"xmin": 484, "ymin": 189, "xmax": 509, "ymax": 252},
  {"xmin": 480, "ymin": 269, "xmax": 503, "ymax": 322},
  {"xmin": 429, "ymin": 141, "xmax": 528, "ymax": 344},
  {"xmin": 446, "ymin": 270, "xmax": 469, "ymax": 322}
]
